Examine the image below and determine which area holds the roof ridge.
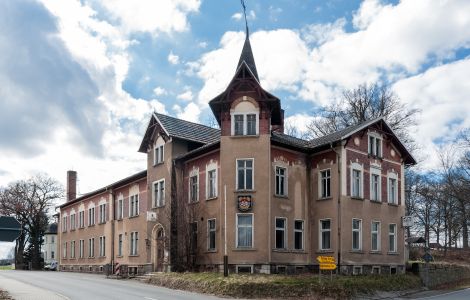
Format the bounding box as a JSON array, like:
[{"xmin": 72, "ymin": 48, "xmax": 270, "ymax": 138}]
[{"xmin": 154, "ymin": 112, "xmax": 220, "ymax": 132}]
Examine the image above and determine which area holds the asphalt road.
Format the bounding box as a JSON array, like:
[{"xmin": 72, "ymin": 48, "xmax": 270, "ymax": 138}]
[
  {"xmin": 0, "ymin": 270, "xmax": 223, "ymax": 300},
  {"xmin": 411, "ymin": 288, "xmax": 470, "ymax": 300}
]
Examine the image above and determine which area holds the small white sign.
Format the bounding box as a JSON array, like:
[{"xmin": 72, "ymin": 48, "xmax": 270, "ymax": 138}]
[
  {"xmin": 147, "ymin": 211, "xmax": 157, "ymax": 222},
  {"xmin": 402, "ymin": 216, "xmax": 414, "ymax": 227}
]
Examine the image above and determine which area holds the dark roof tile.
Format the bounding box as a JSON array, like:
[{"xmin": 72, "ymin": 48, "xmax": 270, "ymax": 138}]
[{"xmin": 155, "ymin": 113, "xmax": 220, "ymax": 144}]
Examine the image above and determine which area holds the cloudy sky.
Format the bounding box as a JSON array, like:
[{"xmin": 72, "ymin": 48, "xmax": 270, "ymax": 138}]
[{"xmin": 1, "ymin": 0, "xmax": 470, "ymax": 201}]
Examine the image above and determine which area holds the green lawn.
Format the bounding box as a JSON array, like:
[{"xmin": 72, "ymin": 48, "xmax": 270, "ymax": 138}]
[{"xmin": 0, "ymin": 265, "xmax": 12, "ymax": 270}]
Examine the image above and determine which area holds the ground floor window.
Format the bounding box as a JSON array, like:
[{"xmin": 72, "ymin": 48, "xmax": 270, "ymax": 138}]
[
  {"xmin": 353, "ymin": 266, "xmax": 363, "ymax": 275},
  {"xmin": 130, "ymin": 232, "xmax": 138, "ymax": 255},
  {"xmin": 236, "ymin": 265, "xmax": 253, "ymax": 273},
  {"xmin": 294, "ymin": 220, "xmax": 304, "ymax": 250},
  {"xmin": 237, "ymin": 214, "xmax": 253, "ymax": 248},
  {"xmin": 319, "ymin": 219, "xmax": 331, "ymax": 250},
  {"xmin": 275, "ymin": 217, "xmax": 286, "ymax": 249},
  {"xmin": 207, "ymin": 219, "xmax": 216, "ymax": 251}
]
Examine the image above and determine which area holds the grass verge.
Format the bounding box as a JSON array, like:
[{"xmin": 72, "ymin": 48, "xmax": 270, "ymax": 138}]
[
  {"xmin": 143, "ymin": 272, "xmax": 422, "ymax": 299},
  {"xmin": 0, "ymin": 266, "xmax": 12, "ymax": 270}
]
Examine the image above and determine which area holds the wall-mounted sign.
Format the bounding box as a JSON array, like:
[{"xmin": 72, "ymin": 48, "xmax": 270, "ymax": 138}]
[{"xmin": 238, "ymin": 195, "xmax": 252, "ymax": 212}]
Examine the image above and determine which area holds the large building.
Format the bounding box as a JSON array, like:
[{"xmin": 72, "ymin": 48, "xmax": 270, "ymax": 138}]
[{"xmin": 59, "ymin": 32, "xmax": 416, "ymax": 275}]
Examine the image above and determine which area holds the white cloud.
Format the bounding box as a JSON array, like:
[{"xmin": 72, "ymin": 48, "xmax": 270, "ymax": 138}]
[
  {"xmin": 284, "ymin": 114, "xmax": 315, "ymax": 136},
  {"xmin": 174, "ymin": 102, "xmax": 201, "ymax": 123},
  {"xmin": 168, "ymin": 51, "xmax": 180, "ymax": 65},
  {"xmin": 231, "ymin": 12, "xmax": 242, "ymax": 21},
  {"xmin": 97, "ymin": 0, "xmax": 201, "ymax": 34},
  {"xmin": 301, "ymin": 18, "xmax": 346, "ymax": 45},
  {"xmin": 177, "ymin": 90, "xmax": 193, "ymax": 101},
  {"xmin": 153, "ymin": 86, "xmax": 167, "ymax": 96},
  {"xmin": 352, "ymin": 0, "xmax": 386, "ymax": 30}
]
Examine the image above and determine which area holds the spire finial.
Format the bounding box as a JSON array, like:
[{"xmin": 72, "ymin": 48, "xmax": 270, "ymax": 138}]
[{"xmin": 240, "ymin": 0, "xmax": 249, "ymax": 37}]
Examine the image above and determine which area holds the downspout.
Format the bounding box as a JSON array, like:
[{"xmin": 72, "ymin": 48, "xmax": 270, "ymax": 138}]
[{"xmin": 330, "ymin": 142, "xmax": 342, "ymax": 273}]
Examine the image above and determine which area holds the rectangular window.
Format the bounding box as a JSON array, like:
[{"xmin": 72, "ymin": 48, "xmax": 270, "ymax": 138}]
[
  {"xmin": 99, "ymin": 236, "xmax": 106, "ymax": 257},
  {"xmin": 63, "ymin": 242, "xmax": 67, "ymax": 258},
  {"xmin": 79, "ymin": 240, "xmax": 84, "ymax": 258},
  {"xmin": 237, "ymin": 159, "xmax": 253, "ymax": 190},
  {"xmin": 275, "ymin": 166, "xmax": 287, "ymax": 196},
  {"xmin": 371, "ymin": 173, "xmax": 380, "ymax": 201},
  {"xmin": 352, "ymin": 219, "xmax": 362, "ymax": 251},
  {"xmin": 79, "ymin": 211, "xmax": 84, "ymax": 228},
  {"xmin": 275, "ymin": 218, "xmax": 286, "ymax": 249},
  {"xmin": 70, "ymin": 241, "xmax": 75, "ymax": 258},
  {"xmin": 88, "ymin": 238, "xmax": 94, "ymax": 258},
  {"xmin": 99, "ymin": 204, "xmax": 106, "ymax": 224},
  {"xmin": 320, "ymin": 169, "xmax": 331, "ymax": 198},
  {"xmin": 70, "ymin": 214, "xmax": 75, "ymax": 230},
  {"xmin": 153, "ymin": 180, "xmax": 165, "ymax": 207},
  {"xmin": 130, "ymin": 232, "xmax": 138, "ymax": 255},
  {"xmin": 294, "ymin": 220, "xmax": 304, "ymax": 250},
  {"xmin": 88, "ymin": 207, "xmax": 95, "ymax": 226},
  {"xmin": 389, "ymin": 224, "xmax": 397, "ymax": 252},
  {"xmin": 118, "ymin": 234, "xmax": 123, "ymax": 256},
  {"xmin": 51, "ymin": 251, "xmax": 54, "ymax": 259},
  {"xmin": 208, "ymin": 219, "xmax": 216, "ymax": 251},
  {"xmin": 371, "ymin": 221, "xmax": 381, "ymax": 251},
  {"xmin": 246, "ymin": 114, "xmax": 256, "ymax": 135},
  {"xmin": 388, "ymin": 178, "xmax": 397, "ymax": 204},
  {"xmin": 190, "ymin": 222, "xmax": 198, "ymax": 254},
  {"xmin": 207, "ymin": 169, "xmax": 217, "ymax": 199},
  {"xmin": 234, "ymin": 114, "xmax": 244, "ymax": 135},
  {"xmin": 62, "ymin": 216, "xmax": 67, "ymax": 232},
  {"xmin": 320, "ymin": 219, "xmax": 331, "ymax": 250},
  {"xmin": 154, "ymin": 144, "xmax": 164, "ymax": 165},
  {"xmin": 116, "ymin": 198, "xmax": 123, "ymax": 220},
  {"xmin": 51, "ymin": 236, "xmax": 55, "ymax": 243},
  {"xmin": 352, "ymin": 169, "xmax": 362, "ymax": 198},
  {"xmin": 129, "ymin": 194, "xmax": 139, "ymax": 217},
  {"xmin": 189, "ymin": 175, "xmax": 199, "ymax": 202},
  {"xmin": 237, "ymin": 214, "xmax": 253, "ymax": 248},
  {"xmin": 368, "ymin": 135, "xmax": 382, "ymax": 157}
]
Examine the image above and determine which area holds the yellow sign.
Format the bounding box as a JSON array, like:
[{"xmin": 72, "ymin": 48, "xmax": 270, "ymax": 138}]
[
  {"xmin": 319, "ymin": 263, "xmax": 337, "ymax": 270},
  {"xmin": 316, "ymin": 256, "xmax": 336, "ymax": 263}
]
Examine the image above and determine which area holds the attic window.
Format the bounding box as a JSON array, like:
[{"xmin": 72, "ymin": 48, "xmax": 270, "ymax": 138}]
[
  {"xmin": 368, "ymin": 132, "xmax": 382, "ymax": 158},
  {"xmin": 230, "ymin": 98, "xmax": 259, "ymax": 136}
]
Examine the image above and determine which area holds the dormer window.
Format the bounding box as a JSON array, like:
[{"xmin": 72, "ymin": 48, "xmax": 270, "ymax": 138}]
[
  {"xmin": 153, "ymin": 136, "xmax": 165, "ymax": 165},
  {"xmin": 231, "ymin": 97, "xmax": 259, "ymax": 136},
  {"xmin": 368, "ymin": 132, "xmax": 382, "ymax": 157}
]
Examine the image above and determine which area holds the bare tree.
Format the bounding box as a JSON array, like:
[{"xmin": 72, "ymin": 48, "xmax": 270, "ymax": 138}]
[
  {"xmin": 0, "ymin": 174, "xmax": 63, "ymax": 270},
  {"xmin": 306, "ymin": 83, "xmax": 419, "ymax": 151}
]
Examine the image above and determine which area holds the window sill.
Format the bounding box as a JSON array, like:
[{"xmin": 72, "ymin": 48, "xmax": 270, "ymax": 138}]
[
  {"xmin": 205, "ymin": 250, "xmax": 217, "ymax": 253},
  {"xmin": 206, "ymin": 197, "xmax": 218, "ymax": 201},
  {"xmin": 387, "ymin": 252, "xmax": 399, "ymax": 255},
  {"xmin": 230, "ymin": 135, "xmax": 259, "ymax": 139},
  {"xmin": 368, "ymin": 154, "xmax": 383, "ymax": 160},
  {"xmin": 98, "ymin": 256, "xmax": 106, "ymax": 258},
  {"xmin": 153, "ymin": 162, "xmax": 164, "ymax": 167},
  {"xmin": 78, "ymin": 226, "xmax": 85, "ymax": 229},
  {"xmin": 273, "ymin": 249, "xmax": 307, "ymax": 254},
  {"xmin": 129, "ymin": 254, "xmax": 140, "ymax": 257},
  {"xmin": 88, "ymin": 224, "xmax": 95, "ymax": 227},
  {"xmin": 98, "ymin": 222, "xmax": 106, "ymax": 225},
  {"xmin": 235, "ymin": 190, "xmax": 256, "ymax": 193},
  {"xmin": 116, "ymin": 255, "xmax": 123, "ymax": 258},
  {"xmin": 70, "ymin": 229, "xmax": 75, "ymax": 232},
  {"xmin": 128, "ymin": 215, "xmax": 139, "ymax": 219},
  {"xmin": 88, "ymin": 256, "xmax": 95, "ymax": 259},
  {"xmin": 188, "ymin": 201, "xmax": 199, "ymax": 205},
  {"xmin": 388, "ymin": 203, "xmax": 399, "ymax": 207},
  {"xmin": 233, "ymin": 248, "xmax": 257, "ymax": 251},
  {"xmin": 116, "ymin": 218, "xmax": 123, "ymax": 222},
  {"xmin": 370, "ymin": 200, "xmax": 382, "ymax": 204},
  {"xmin": 370, "ymin": 251, "xmax": 382, "ymax": 254},
  {"xmin": 152, "ymin": 205, "xmax": 165, "ymax": 209},
  {"xmin": 274, "ymin": 194, "xmax": 288, "ymax": 199},
  {"xmin": 351, "ymin": 196, "xmax": 364, "ymax": 201},
  {"xmin": 317, "ymin": 197, "xmax": 332, "ymax": 201}
]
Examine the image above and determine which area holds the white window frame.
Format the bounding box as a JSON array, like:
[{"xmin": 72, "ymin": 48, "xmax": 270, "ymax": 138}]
[
  {"xmin": 88, "ymin": 237, "xmax": 95, "ymax": 258},
  {"xmin": 117, "ymin": 194, "xmax": 124, "ymax": 220},
  {"xmin": 70, "ymin": 213, "xmax": 76, "ymax": 230},
  {"xmin": 275, "ymin": 217, "xmax": 287, "ymax": 249},
  {"xmin": 99, "ymin": 236, "xmax": 106, "ymax": 257},
  {"xmin": 236, "ymin": 158, "xmax": 254, "ymax": 191},
  {"xmin": 129, "ymin": 194, "xmax": 139, "ymax": 217},
  {"xmin": 319, "ymin": 219, "xmax": 332, "ymax": 251},
  {"xmin": 387, "ymin": 172, "xmax": 398, "ymax": 204},
  {"xmin": 353, "ymin": 266, "xmax": 363, "ymax": 275},
  {"xmin": 206, "ymin": 165, "xmax": 218, "ymax": 199},
  {"xmin": 275, "ymin": 166, "xmax": 288, "ymax": 197},
  {"xmin": 62, "ymin": 214, "xmax": 68, "ymax": 232},
  {"xmin": 389, "ymin": 224, "xmax": 397, "ymax": 252},
  {"xmin": 78, "ymin": 210, "xmax": 85, "ymax": 228},
  {"xmin": 153, "ymin": 179, "xmax": 165, "ymax": 207},
  {"xmin": 88, "ymin": 205, "xmax": 95, "ymax": 226},
  {"xmin": 319, "ymin": 168, "xmax": 331, "ymax": 198},
  {"xmin": 352, "ymin": 218, "xmax": 362, "ymax": 251},
  {"xmin": 189, "ymin": 173, "xmax": 199, "ymax": 203},
  {"xmin": 236, "ymin": 213, "xmax": 254, "ymax": 248},
  {"xmin": 130, "ymin": 231, "xmax": 138, "ymax": 255},
  {"xmin": 99, "ymin": 203, "xmax": 106, "ymax": 224},
  {"xmin": 207, "ymin": 218, "xmax": 216, "ymax": 251},
  {"xmin": 231, "ymin": 112, "xmax": 259, "ymax": 136},
  {"xmin": 350, "ymin": 162, "xmax": 364, "ymax": 198},
  {"xmin": 153, "ymin": 136, "xmax": 165, "ymax": 165},
  {"xmin": 368, "ymin": 132, "xmax": 383, "ymax": 157},
  {"xmin": 79, "ymin": 239, "xmax": 84, "ymax": 258},
  {"xmin": 70, "ymin": 240, "xmax": 75, "ymax": 258},
  {"xmin": 370, "ymin": 167, "xmax": 382, "ymax": 202},
  {"xmin": 371, "ymin": 221, "xmax": 381, "ymax": 251},
  {"xmin": 63, "ymin": 242, "xmax": 67, "ymax": 258},
  {"xmin": 294, "ymin": 219, "xmax": 304, "ymax": 250},
  {"xmin": 118, "ymin": 234, "xmax": 123, "ymax": 256}
]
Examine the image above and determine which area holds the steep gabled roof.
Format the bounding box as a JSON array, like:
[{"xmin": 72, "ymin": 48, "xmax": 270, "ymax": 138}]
[
  {"xmin": 237, "ymin": 35, "xmax": 259, "ymax": 81},
  {"xmin": 271, "ymin": 132, "xmax": 310, "ymax": 150},
  {"xmin": 138, "ymin": 113, "xmax": 220, "ymax": 153}
]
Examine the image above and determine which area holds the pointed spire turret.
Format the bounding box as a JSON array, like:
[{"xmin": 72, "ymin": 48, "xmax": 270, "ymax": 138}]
[{"xmin": 236, "ymin": 0, "xmax": 259, "ymax": 81}]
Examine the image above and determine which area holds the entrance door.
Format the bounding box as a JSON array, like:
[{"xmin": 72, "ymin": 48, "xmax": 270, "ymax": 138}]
[{"xmin": 155, "ymin": 228, "xmax": 164, "ymax": 272}]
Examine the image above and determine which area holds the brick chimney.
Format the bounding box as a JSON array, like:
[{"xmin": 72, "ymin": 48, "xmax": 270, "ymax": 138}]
[{"xmin": 66, "ymin": 170, "xmax": 77, "ymax": 202}]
